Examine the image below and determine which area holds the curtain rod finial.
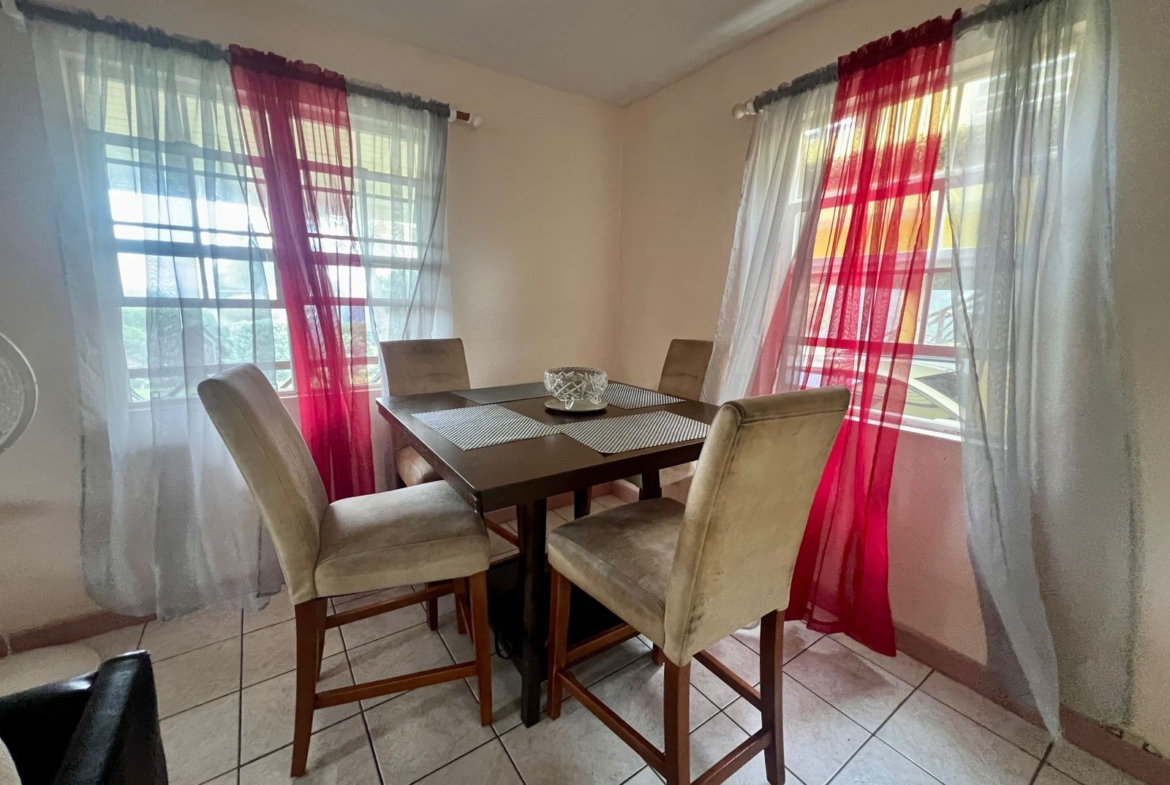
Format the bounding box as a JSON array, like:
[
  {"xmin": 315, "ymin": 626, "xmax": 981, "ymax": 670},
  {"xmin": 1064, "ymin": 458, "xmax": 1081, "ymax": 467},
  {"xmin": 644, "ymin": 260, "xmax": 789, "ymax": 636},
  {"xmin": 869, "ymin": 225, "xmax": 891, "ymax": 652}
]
[{"xmin": 732, "ymin": 102, "xmax": 747, "ymax": 119}]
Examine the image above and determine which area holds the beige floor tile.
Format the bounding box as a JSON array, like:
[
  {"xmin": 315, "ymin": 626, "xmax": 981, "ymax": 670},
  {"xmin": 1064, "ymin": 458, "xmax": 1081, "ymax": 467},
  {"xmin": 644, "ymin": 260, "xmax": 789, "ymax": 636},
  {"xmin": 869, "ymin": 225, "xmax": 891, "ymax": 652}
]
[
  {"xmin": 830, "ymin": 633, "xmax": 931, "ymax": 687},
  {"xmin": 345, "ymin": 623, "xmax": 454, "ymax": 709},
  {"xmin": 333, "ymin": 587, "xmax": 427, "ymax": 649},
  {"xmin": 784, "ymin": 637, "xmax": 912, "ymax": 731},
  {"xmin": 414, "ymin": 739, "xmax": 522, "ymax": 785},
  {"xmin": 201, "ymin": 772, "xmax": 238, "ymax": 785},
  {"xmin": 161, "ymin": 693, "xmax": 240, "ymax": 785},
  {"xmin": 466, "ymin": 654, "xmax": 541, "ymax": 735},
  {"xmin": 685, "ymin": 712, "xmax": 802, "ymax": 784},
  {"xmin": 878, "ymin": 692, "xmax": 1041, "ymax": 785},
  {"xmin": 622, "ymin": 768, "xmax": 663, "ymax": 785},
  {"xmin": 244, "ymin": 592, "xmax": 295, "ymax": 633},
  {"xmin": 832, "ymin": 738, "xmax": 943, "ymax": 785},
  {"xmin": 733, "ymin": 621, "xmax": 822, "ymax": 664},
  {"xmin": 78, "ymin": 624, "xmax": 144, "ymax": 660},
  {"xmin": 365, "ymin": 679, "xmax": 495, "ymax": 785},
  {"xmin": 725, "ymin": 677, "xmax": 867, "ymax": 785},
  {"xmin": 571, "ymin": 636, "xmax": 653, "ymax": 688},
  {"xmin": 436, "ymin": 611, "xmax": 475, "ymax": 662},
  {"xmin": 1034, "ymin": 766, "xmax": 1080, "ymax": 785},
  {"xmin": 1047, "ymin": 741, "xmax": 1144, "ymax": 785},
  {"xmin": 141, "ymin": 603, "xmax": 242, "ymax": 661},
  {"xmin": 593, "ymin": 494, "xmax": 626, "ymax": 509},
  {"xmin": 499, "ymin": 697, "xmax": 647, "ymax": 785},
  {"xmin": 920, "ymin": 672, "xmax": 1050, "ymax": 758},
  {"xmin": 589, "ymin": 658, "xmax": 719, "ymax": 749},
  {"xmin": 240, "ymin": 653, "xmax": 357, "ymax": 764},
  {"xmin": 238, "ymin": 716, "xmax": 380, "ymax": 785},
  {"xmin": 690, "ymin": 635, "xmax": 760, "ymax": 708},
  {"xmin": 242, "ymin": 620, "xmax": 343, "ymax": 687},
  {"xmin": 155, "ymin": 637, "xmax": 241, "ymax": 718}
]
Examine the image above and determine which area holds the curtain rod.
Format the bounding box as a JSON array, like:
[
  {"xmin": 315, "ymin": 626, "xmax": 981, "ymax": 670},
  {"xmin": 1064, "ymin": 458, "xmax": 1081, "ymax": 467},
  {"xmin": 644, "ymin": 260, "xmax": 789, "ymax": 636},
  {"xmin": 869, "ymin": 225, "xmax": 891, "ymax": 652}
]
[
  {"xmin": 731, "ymin": 0, "xmax": 1054, "ymax": 118},
  {"xmin": 8, "ymin": 0, "xmax": 484, "ymax": 127}
]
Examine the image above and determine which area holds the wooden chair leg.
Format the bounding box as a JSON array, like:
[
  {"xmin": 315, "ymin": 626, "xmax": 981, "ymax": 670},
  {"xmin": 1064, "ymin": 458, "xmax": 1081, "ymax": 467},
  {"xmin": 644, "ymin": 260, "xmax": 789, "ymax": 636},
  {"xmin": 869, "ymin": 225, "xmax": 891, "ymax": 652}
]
[
  {"xmin": 651, "ymin": 644, "xmax": 665, "ymax": 665},
  {"xmin": 314, "ymin": 600, "xmax": 327, "ymax": 681},
  {"xmin": 663, "ymin": 658, "xmax": 691, "ymax": 785},
  {"xmin": 760, "ymin": 610, "xmax": 784, "ymax": 784},
  {"xmin": 468, "ymin": 571, "xmax": 494, "ymax": 726},
  {"xmin": 454, "ymin": 577, "xmax": 468, "ymax": 635},
  {"xmin": 292, "ymin": 598, "xmax": 326, "ymax": 776},
  {"xmin": 547, "ymin": 568, "xmax": 571, "ymax": 720},
  {"xmin": 424, "ymin": 581, "xmax": 439, "ymax": 631}
]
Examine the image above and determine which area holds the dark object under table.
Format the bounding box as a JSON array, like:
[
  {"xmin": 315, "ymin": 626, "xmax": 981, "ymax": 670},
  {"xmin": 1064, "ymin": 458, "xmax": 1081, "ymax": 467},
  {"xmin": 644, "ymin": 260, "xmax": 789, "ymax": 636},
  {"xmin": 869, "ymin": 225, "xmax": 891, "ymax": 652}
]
[{"xmin": 378, "ymin": 383, "xmax": 717, "ymax": 727}]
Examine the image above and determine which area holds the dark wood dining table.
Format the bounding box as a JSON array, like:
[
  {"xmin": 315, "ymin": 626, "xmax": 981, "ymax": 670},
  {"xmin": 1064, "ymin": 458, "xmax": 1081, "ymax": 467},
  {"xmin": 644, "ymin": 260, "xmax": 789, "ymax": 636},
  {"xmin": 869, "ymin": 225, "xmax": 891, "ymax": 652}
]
[{"xmin": 377, "ymin": 381, "xmax": 719, "ymax": 727}]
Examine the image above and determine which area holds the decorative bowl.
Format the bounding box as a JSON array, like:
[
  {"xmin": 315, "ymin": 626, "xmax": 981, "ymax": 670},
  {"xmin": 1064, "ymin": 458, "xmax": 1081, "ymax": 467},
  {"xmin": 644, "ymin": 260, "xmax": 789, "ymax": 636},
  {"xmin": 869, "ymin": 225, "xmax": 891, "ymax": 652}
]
[{"xmin": 543, "ymin": 366, "xmax": 608, "ymax": 409}]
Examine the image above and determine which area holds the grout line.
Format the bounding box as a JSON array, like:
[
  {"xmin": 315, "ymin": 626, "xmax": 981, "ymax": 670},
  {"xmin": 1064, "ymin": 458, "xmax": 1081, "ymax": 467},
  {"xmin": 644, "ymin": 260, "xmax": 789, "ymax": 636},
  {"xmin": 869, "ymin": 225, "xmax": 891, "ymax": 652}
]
[
  {"xmin": 403, "ymin": 737, "xmax": 503, "ymax": 785},
  {"xmin": 823, "ymin": 667, "xmax": 933, "ymax": 785},
  {"xmin": 616, "ymin": 766, "xmax": 649, "ymax": 785},
  {"xmin": 1027, "ymin": 742, "xmax": 1055, "ymax": 785},
  {"xmin": 343, "ymin": 645, "xmax": 387, "ymax": 785},
  {"xmin": 495, "ymin": 729, "xmax": 528, "ymax": 785},
  {"xmin": 235, "ymin": 609, "xmax": 244, "ymax": 775}
]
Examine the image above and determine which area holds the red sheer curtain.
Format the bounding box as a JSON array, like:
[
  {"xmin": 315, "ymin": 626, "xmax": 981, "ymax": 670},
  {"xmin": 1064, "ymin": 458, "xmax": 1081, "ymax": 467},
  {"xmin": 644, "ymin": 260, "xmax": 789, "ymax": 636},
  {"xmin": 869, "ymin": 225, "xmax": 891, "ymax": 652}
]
[
  {"xmin": 756, "ymin": 16, "xmax": 957, "ymax": 654},
  {"xmin": 230, "ymin": 47, "xmax": 374, "ymax": 501}
]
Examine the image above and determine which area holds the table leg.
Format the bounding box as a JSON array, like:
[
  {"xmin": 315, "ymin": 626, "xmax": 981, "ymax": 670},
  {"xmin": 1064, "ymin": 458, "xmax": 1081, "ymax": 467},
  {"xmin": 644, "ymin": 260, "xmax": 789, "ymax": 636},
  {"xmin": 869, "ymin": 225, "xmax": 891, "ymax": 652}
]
[
  {"xmin": 518, "ymin": 498, "xmax": 549, "ymax": 727},
  {"xmin": 640, "ymin": 470, "xmax": 662, "ymax": 500},
  {"xmin": 573, "ymin": 487, "xmax": 592, "ymax": 518}
]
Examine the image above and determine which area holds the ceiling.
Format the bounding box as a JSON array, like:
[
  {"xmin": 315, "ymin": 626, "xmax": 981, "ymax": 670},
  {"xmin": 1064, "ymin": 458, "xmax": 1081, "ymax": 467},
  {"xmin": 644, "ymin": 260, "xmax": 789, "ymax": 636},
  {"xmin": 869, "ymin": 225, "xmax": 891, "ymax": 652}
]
[{"xmin": 281, "ymin": 0, "xmax": 832, "ymax": 105}]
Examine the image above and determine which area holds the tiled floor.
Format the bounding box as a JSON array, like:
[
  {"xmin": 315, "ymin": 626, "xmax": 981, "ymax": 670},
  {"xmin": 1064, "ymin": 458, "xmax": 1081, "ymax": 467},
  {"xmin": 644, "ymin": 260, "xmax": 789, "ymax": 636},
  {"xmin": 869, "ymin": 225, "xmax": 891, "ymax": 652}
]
[{"xmin": 77, "ymin": 495, "xmax": 1142, "ymax": 785}]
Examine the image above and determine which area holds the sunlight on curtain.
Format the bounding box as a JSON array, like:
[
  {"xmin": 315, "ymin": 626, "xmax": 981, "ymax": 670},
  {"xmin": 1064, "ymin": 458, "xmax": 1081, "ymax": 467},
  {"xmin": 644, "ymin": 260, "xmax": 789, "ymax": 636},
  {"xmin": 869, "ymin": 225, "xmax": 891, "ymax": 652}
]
[
  {"xmin": 946, "ymin": 0, "xmax": 1134, "ymax": 734},
  {"xmin": 31, "ymin": 23, "xmax": 282, "ymax": 616}
]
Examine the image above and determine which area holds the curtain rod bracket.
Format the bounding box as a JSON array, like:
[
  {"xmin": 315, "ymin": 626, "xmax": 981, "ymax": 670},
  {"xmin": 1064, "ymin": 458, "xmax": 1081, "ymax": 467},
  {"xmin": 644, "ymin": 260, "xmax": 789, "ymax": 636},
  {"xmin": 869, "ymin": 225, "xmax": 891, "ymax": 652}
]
[
  {"xmin": 2, "ymin": 0, "xmax": 26, "ymax": 31},
  {"xmin": 449, "ymin": 110, "xmax": 483, "ymax": 128}
]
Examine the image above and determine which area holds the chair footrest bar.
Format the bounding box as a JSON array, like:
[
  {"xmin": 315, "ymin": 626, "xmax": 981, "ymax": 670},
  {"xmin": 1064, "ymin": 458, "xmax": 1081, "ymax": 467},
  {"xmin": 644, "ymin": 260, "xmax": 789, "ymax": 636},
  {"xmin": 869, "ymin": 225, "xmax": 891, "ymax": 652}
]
[
  {"xmin": 326, "ymin": 583, "xmax": 453, "ymax": 628},
  {"xmin": 485, "ymin": 519, "xmax": 520, "ymax": 547},
  {"xmin": 694, "ymin": 649, "xmax": 761, "ymax": 709},
  {"xmin": 559, "ymin": 672, "xmax": 666, "ymax": 773},
  {"xmin": 565, "ymin": 623, "xmax": 638, "ymax": 668},
  {"xmin": 693, "ymin": 729, "xmax": 773, "ymax": 785},
  {"xmin": 315, "ymin": 661, "xmax": 476, "ymax": 708}
]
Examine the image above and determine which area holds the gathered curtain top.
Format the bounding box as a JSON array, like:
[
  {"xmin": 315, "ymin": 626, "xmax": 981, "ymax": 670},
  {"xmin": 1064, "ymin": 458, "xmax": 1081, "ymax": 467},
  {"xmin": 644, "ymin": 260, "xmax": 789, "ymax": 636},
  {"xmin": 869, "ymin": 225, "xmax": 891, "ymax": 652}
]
[{"xmin": 15, "ymin": 0, "xmax": 451, "ymax": 118}]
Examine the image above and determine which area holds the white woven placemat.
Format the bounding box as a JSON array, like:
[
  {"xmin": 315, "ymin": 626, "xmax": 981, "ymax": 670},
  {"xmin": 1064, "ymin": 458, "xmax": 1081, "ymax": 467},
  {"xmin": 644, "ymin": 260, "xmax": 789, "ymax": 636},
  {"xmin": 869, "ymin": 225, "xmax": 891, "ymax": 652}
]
[
  {"xmin": 413, "ymin": 405, "xmax": 562, "ymax": 450},
  {"xmin": 559, "ymin": 410, "xmax": 708, "ymax": 455},
  {"xmin": 603, "ymin": 383, "xmax": 684, "ymax": 409}
]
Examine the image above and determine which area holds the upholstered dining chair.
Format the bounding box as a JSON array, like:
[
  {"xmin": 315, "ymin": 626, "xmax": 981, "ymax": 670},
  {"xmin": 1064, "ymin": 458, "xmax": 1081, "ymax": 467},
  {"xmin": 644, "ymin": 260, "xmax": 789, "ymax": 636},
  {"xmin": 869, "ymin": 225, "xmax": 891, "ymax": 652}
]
[
  {"xmin": 198, "ymin": 364, "xmax": 493, "ymax": 777},
  {"xmin": 546, "ymin": 387, "xmax": 849, "ymax": 785},
  {"xmin": 380, "ymin": 338, "xmax": 471, "ymax": 488},
  {"xmin": 626, "ymin": 339, "xmax": 715, "ymax": 497}
]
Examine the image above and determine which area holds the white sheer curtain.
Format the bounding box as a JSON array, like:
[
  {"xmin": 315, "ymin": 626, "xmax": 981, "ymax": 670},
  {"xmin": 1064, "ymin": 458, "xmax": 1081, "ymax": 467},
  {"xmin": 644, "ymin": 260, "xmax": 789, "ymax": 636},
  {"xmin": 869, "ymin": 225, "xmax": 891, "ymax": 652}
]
[
  {"xmin": 348, "ymin": 92, "xmax": 451, "ymax": 349},
  {"xmin": 31, "ymin": 21, "xmax": 281, "ymax": 617},
  {"xmin": 703, "ymin": 80, "xmax": 836, "ymax": 404},
  {"xmin": 946, "ymin": 0, "xmax": 1135, "ymax": 733}
]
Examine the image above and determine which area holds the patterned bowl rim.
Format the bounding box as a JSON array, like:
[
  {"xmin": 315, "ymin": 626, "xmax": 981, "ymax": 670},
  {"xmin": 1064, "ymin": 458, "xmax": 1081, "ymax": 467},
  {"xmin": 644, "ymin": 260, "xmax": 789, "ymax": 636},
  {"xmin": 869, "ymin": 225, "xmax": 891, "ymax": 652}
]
[{"xmin": 544, "ymin": 366, "xmax": 607, "ymax": 377}]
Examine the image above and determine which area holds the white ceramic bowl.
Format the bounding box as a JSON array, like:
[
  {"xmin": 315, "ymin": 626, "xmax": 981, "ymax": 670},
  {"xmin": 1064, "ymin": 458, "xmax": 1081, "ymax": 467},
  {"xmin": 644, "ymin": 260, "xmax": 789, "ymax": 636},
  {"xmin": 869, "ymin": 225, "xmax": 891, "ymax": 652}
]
[{"xmin": 544, "ymin": 366, "xmax": 608, "ymax": 409}]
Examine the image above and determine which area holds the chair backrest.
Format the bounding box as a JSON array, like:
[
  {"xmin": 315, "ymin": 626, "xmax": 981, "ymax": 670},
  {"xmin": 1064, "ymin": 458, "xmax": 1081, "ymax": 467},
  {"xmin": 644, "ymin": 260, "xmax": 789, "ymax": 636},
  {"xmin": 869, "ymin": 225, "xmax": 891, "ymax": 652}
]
[
  {"xmin": 380, "ymin": 338, "xmax": 471, "ymax": 397},
  {"xmin": 664, "ymin": 387, "xmax": 849, "ymax": 662},
  {"xmin": 657, "ymin": 339, "xmax": 714, "ymax": 400},
  {"xmin": 197, "ymin": 364, "xmax": 328, "ymax": 604}
]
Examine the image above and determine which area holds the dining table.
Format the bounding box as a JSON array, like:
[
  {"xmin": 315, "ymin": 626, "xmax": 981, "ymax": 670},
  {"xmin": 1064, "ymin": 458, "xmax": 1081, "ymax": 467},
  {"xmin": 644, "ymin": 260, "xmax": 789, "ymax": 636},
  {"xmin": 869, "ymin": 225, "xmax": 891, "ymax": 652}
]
[{"xmin": 377, "ymin": 380, "xmax": 719, "ymax": 727}]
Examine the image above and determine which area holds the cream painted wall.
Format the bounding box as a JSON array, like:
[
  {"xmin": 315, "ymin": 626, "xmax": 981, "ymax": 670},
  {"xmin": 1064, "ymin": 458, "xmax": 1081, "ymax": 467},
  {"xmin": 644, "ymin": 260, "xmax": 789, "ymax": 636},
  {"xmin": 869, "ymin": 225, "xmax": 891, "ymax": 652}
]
[
  {"xmin": 616, "ymin": 0, "xmax": 1169, "ymax": 751},
  {"xmin": 0, "ymin": 0, "xmax": 623, "ymax": 634}
]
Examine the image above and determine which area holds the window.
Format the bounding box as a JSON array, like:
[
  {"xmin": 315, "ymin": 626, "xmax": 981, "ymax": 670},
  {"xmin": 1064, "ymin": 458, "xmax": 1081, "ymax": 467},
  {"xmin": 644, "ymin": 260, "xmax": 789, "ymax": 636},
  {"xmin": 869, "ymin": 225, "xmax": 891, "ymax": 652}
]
[{"xmin": 76, "ymin": 65, "xmax": 434, "ymax": 402}]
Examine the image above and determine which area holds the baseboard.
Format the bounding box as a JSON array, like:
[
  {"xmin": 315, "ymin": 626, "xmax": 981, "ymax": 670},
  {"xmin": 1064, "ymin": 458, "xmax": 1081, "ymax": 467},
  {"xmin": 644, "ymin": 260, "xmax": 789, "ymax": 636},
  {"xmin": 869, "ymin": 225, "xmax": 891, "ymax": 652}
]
[
  {"xmin": 896, "ymin": 626, "xmax": 1170, "ymax": 785},
  {"xmin": 3, "ymin": 610, "xmax": 152, "ymax": 656}
]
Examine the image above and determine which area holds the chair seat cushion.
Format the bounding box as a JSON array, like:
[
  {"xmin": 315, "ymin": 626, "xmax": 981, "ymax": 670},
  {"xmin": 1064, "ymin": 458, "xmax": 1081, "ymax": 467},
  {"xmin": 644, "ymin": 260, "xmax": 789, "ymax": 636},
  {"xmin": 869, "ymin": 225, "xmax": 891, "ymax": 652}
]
[
  {"xmin": 315, "ymin": 482, "xmax": 488, "ymax": 598},
  {"xmin": 395, "ymin": 446, "xmax": 441, "ymax": 486},
  {"xmin": 547, "ymin": 498, "xmax": 684, "ymax": 648}
]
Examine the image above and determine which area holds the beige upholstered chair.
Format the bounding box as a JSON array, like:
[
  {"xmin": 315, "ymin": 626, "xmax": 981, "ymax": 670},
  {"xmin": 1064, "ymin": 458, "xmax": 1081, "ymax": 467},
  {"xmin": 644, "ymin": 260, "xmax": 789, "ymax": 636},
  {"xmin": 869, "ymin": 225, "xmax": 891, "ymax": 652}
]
[
  {"xmin": 198, "ymin": 364, "xmax": 493, "ymax": 777},
  {"xmin": 657, "ymin": 338, "xmax": 714, "ymax": 400},
  {"xmin": 547, "ymin": 387, "xmax": 849, "ymax": 785},
  {"xmin": 380, "ymin": 338, "xmax": 471, "ymax": 488},
  {"xmin": 627, "ymin": 339, "xmax": 715, "ymax": 496}
]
